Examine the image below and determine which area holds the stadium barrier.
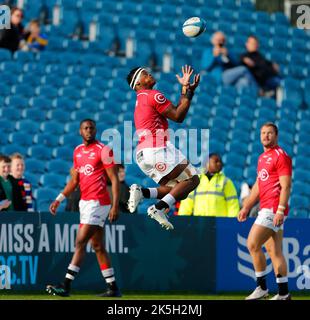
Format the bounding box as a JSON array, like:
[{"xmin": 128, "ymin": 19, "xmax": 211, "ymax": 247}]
[{"xmin": 0, "ymin": 212, "xmax": 309, "ymax": 292}]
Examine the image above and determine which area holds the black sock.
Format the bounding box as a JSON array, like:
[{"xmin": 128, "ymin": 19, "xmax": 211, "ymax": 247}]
[
  {"xmin": 108, "ymin": 281, "xmax": 118, "ymax": 291},
  {"xmin": 155, "ymin": 200, "xmax": 169, "ymax": 210},
  {"xmin": 141, "ymin": 188, "xmax": 150, "ymax": 198},
  {"xmin": 256, "ymin": 275, "xmax": 267, "ymax": 290},
  {"xmin": 63, "ymin": 265, "xmax": 80, "ymax": 291},
  {"xmin": 277, "ymin": 274, "xmax": 289, "ymax": 295}
]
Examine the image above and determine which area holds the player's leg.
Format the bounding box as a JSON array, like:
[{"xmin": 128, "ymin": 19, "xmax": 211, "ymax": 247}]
[
  {"xmin": 91, "ymin": 227, "xmax": 121, "ymax": 297},
  {"xmin": 245, "ymin": 224, "xmax": 274, "ymax": 300},
  {"xmin": 264, "ymin": 231, "xmax": 291, "ymax": 300},
  {"xmin": 127, "ymin": 184, "xmax": 172, "ymax": 213},
  {"xmin": 147, "ymin": 161, "xmax": 199, "ymax": 230},
  {"xmin": 46, "ymin": 224, "xmax": 97, "ymax": 296}
]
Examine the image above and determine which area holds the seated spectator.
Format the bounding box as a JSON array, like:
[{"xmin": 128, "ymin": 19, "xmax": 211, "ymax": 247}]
[
  {"xmin": 241, "ymin": 35, "xmax": 281, "ymax": 96},
  {"xmin": 178, "ymin": 153, "xmax": 240, "ymax": 217},
  {"xmin": 239, "ymin": 182, "xmax": 259, "ymax": 218},
  {"xmin": 20, "ymin": 19, "xmax": 48, "ymax": 52},
  {"xmin": 201, "ymin": 31, "xmax": 257, "ymax": 91},
  {"xmin": 0, "ymin": 6, "xmax": 24, "ymax": 53},
  {"xmin": 107, "ymin": 164, "xmax": 131, "ymax": 213},
  {"xmin": 10, "ymin": 153, "xmax": 34, "ymax": 212},
  {"xmin": 0, "ymin": 154, "xmax": 27, "ymax": 211}
]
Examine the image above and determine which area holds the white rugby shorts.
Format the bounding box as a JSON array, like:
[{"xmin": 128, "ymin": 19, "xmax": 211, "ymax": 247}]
[
  {"xmin": 254, "ymin": 208, "xmax": 287, "ymax": 232},
  {"xmin": 79, "ymin": 200, "xmax": 110, "ymax": 227},
  {"xmin": 136, "ymin": 142, "xmax": 196, "ymax": 183}
]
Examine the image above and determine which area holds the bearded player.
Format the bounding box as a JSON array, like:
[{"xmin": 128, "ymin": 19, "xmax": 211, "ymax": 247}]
[
  {"xmin": 126, "ymin": 65, "xmax": 200, "ymax": 230},
  {"xmin": 46, "ymin": 119, "xmax": 121, "ymax": 297},
  {"xmin": 238, "ymin": 122, "xmax": 292, "ymax": 300}
]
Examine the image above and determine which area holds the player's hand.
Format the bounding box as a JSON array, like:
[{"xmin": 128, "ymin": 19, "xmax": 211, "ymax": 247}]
[
  {"xmin": 176, "ymin": 65, "xmax": 194, "ymax": 87},
  {"xmin": 273, "ymin": 213, "xmax": 284, "ymax": 227},
  {"xmin": 237, "ymin": 207, "xmax": 249, "ymax": 222},
  {"xmin": 0, "ymin": 199, "xmax": 11, "ymax": 211},
  {"xmin": 49, "ymin": 200, "xmax": 60, "ymax": 216},
  {"xmin": 189, "ymin": 74, "xmax": 200, "ymax": 91},
  {"xmin": 109, "ymin": 206, "xmax": 119, "ymax": 223}
]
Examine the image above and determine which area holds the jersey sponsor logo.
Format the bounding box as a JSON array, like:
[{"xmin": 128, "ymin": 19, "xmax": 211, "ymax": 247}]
[
  {"xmin": 258, "ymin": 168, "xmax": 269, "ymax": 181},
  {"xmin": 155, "ymin": 162, "xmax": 167, "ymax": 172},
  {"xmin": 154, "ymin": 93, "xmax": 167, "ymax": 104},
  {"xmin": 79, "ymin": 164, "xmax": 94, "ymax": 176}
]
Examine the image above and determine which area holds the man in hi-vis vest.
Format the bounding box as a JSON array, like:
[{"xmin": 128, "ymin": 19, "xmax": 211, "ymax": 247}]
[{"xmin": 178, "ymin": 153, "xmax": 239, "ymax": 217}]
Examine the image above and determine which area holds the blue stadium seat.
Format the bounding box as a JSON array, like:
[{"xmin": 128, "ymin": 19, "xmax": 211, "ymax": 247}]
[
  {"xmin": 40, "ymin": 173, "xmax": 65, "ymax": 188},
  {"xmin": 22, "ymin": 108, "xmax": 47, "ymax": 122},
  {"xmin": 2, "ymin": 144, "xmax": 27, "ymax": 155},
  {"xmin": 40, "ymin": 122, "xmax": 65, "ymax": 134},
  {"xmin": 47, "ymin": 110, "xmax": 71, "ymax": 123},
  {"xmin": 36, "ymin": 85, "xmax": 59, "ymax": 99},
  {"xmin": 232, "ymin": 118, "xmax": 253, "ymax": 131},
  {"xmin": 82, "ymin": 88, "xmax": 105, "ymax": 101},
  {"xmin": 64, "ymin": 76, "xmax": 87, "ymax": 89},
  {"xmin": 64, "ymin": 122, "xmax": 80, "ymax": 134},
  {"xmin": 28, "ymin": 145, "xmax": 53, "ymax": 160},
  {"xmin": 26, "ymin": 172, "xmax": 40, "ymax": 189},
  {"xmin": 53, "ymin": 146, "xmax": 73, "ymax": 161},
  {"xmin": 277, "ymin": 119, "xmax": 295, "ymax": 134},
  {"xmin": 226, "ymin": 142, "xmax": 249, "ymax": 157},
  {"xmin": 33, "ymin": 133, "xmax": 59, "ymax": 147},
  {"xmin": 4, "ymin": 95, "xmax": 29, "ymax": 109},
  {"xmin": 35, "ymin": 188, "xmax": 58, "ymax": 212},
  {"xmin": 297, "ymin": 119, "xmax": 310, "ymax": 133},
  {"xmin": 15, "ymin": 120, "xmax": 40, "ymax": 134},
  {"xmin": 0, "ymin": 61, "xmax": 24, "ymax": 74},
  {"xmin": 1, "ymin": 72, "xmax": 18, "ymax": 85},
  {"xmin": 270, "ymin": 12, "xmax": 289, "ymax": 26},
  {"xmin": 59, "ymin": 86, "xmax": 81, "ymax": 99},
  {"xmin": 29, "ymin": 97, "xmax": 53, "ymax": 110},
  {"xmin": 0, "ymin": 133, "xmax": 8, "ymax": 145},
  {"xmin": 71, "ymin": 110, "xmax": 97, "ymax": 122},
  {"xmin": 209, "ymin": 140, "xmax": 226, "ymax": 155},
  {"xmin": 0, "ymin": 107, "xmax": 22, "ymax": 121},
  {"xmin": 224, "ymin": 149, "xmax": 247, "ymax": 165},
  {"xmin": 229, "ymin": 129, "xmax": 251, "ymax": 143},
  {"xmin": 45, "ymin": 159, "xmax": 72, "ymax": 175},
  {"xmin": 212, "ymin": 106, "xmax": 234, "ymax": 120},
  {"xmin": 294, "ymin": 155, "xmax": 310, "ymax": 171},
  {"xmin": 0, "ymin": 83, "xmax": 11, "ymax": 96},
  {"xmin": 40, "ymin": 74, "xmax": 65, "ymax": 88},
  {"xmin": 76, "ymin": 98, "xmax": 103, "ymax": 112},
  {"xmin": 8, "ymin": 132, "xmax": 33, "ymax": 146},
  {"xmin": 0, "ymin": 48, "xmax": 12, "ymax": 61},
  {"xmin": 223, "ymin": 165, "xmax": 244, "ymax": 182},
  {"xmin": 52, "ymin": 97, "xmax": 76, "ymax": 111},
  {"xmin": 209, "ymin": 118, "xmax": 231, "ymax": 131},
  {"xmin": 292, "ymin": 181, "xmax": 310, "ymax": 197},
  {"xmin": 59, "ymin": 133, "xmax": 82, "ymax": 147},
  {"xmin": 13, "ymin": 51, "xmax": 35, "ymax": 62},
  {"xmin": 25, "ymin": 159, "xmax": 46, "ymax": 174},
  {"xmin": 255, "ymin": 107, "xmax": 276, "ymax": 122},
  {"xmin": 278, "ymin": 131, "xmax": 295, "ymax": 145},
  {"xmin": 243, "ymin": 166, "xmax": 257, "ymax": 183},
  {"xmin": 294, "ymin": 168, "xmax": 310, "ymax": 183}
]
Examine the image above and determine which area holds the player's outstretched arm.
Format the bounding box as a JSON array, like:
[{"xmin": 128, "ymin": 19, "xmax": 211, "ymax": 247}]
[
  {"xmin": 49, "ymin": 168, "xmax": 79, "ymax": 216},
  {"xmin": 105, "ymin": 165, "xmax": 120, "ymax": 222},
  {"xmin": 237, "ymin": 179, "xmax": 259, "ymax": 222},
  {"xmin": 163, "ymin": 65, "xmax": 200, "ymax": 123}
]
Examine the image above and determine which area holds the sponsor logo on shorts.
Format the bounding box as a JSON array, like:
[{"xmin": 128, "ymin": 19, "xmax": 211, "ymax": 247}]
[
  {"xmin": 154, "ymin": 93, "xmax": 167, "ymax": 104},
  {"xmin": 258, "ymin": 168, "xmax": 269, "ymax": 181},
  {"xmin": 155, "ymin": 162, "xmax": 167, "ymax": 172},
  {"xmin": 79, "ymin": 164, "xmax": 94, "ymax": 176}
]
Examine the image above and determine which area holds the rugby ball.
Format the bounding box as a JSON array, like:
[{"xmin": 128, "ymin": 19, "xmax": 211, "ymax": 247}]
[{"xmin": 182, "ymin": 17, "xmax": 206, "ymax": 38}]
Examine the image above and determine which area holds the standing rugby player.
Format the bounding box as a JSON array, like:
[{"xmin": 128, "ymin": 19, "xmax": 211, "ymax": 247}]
[
  {"xmin": 126, "ymin": 65, "xmax": 200, "ymax": 230},
  {"xmin": 238, "ymin": 122, "xmax": 292, "ymax": 300},
  {"xmin": 46, "ymin": 119, "xmax": 121, "ymax": 297}
]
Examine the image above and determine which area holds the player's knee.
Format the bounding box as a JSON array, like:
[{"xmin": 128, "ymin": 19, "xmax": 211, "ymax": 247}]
[
  {"xmin": 247, "ymin": 240, "xmax": 260, "ymax": 253},
  {"xmin": 91, "ymin": 240, "xmax": 103, "ymax": 253},
  {"xmin": 75, "ymin": 238, "xmax": 88, "ymax": 250}
]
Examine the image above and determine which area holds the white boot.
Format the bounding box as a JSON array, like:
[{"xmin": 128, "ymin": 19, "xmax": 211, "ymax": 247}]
[
  {"xmin": 270, "ymin": 293, "xmax": 291, "ymax": 300},
  {"xmin": 147, "ymin": 205, "xmax": 174, "ymax": 230},
  {"xmin": 245, "ymin": 286, "xmax": 269, "ymax": 300},
  {"xmin": 127, "ymin": 184, "xmax": 143, "ymax": 213}
]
